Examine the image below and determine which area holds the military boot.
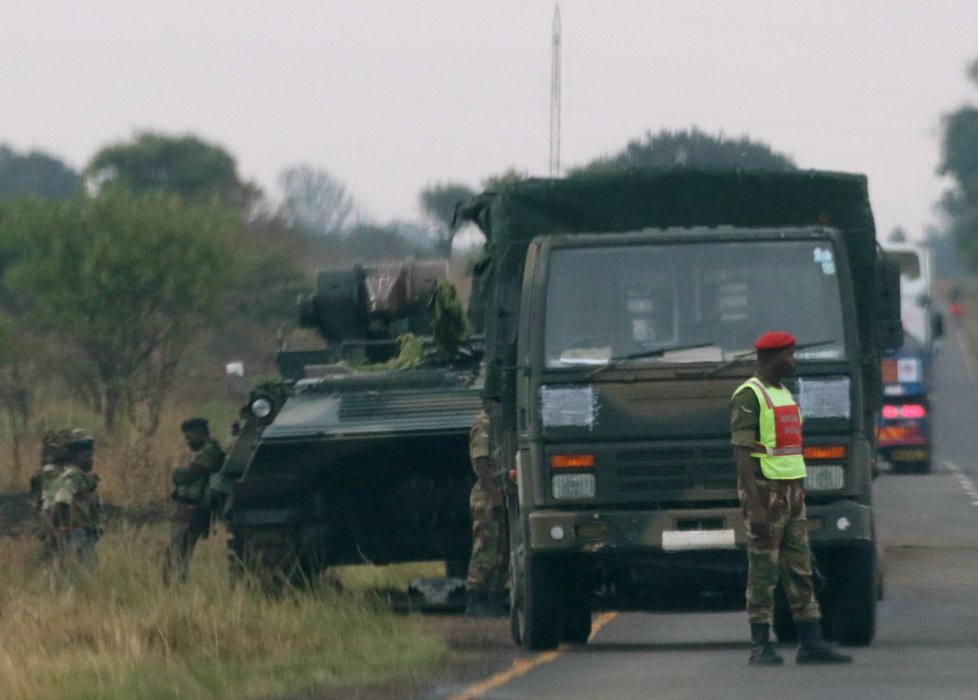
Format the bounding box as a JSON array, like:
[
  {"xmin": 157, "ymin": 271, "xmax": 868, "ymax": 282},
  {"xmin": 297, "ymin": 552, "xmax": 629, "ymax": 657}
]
[
  {"xmin": 748, "ymin": 623, "xmax": 784, "ymax": 666},
  {"xmin": 465, "ymin": 589, "xmax": 492, "ymax": 617},
  {"xmin": 796, "ymin": 620, "xmax": 853, "ymax": 664}
]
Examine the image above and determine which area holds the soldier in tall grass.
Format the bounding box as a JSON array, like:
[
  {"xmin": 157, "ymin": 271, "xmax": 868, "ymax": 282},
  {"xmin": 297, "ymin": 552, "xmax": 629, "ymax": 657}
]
[{"xmin": 163, "ymin": 417, "xmax": 225, "ymax": 584}]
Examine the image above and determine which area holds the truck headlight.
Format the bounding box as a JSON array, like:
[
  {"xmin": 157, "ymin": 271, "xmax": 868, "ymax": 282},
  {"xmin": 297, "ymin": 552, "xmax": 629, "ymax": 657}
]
[
  {"xmin": 552, "ymin": 473, "xmax": 595, "ymax": 500},
  {"xmin": 806, "ymin": 465, "xmax": 844, "ymax": 491}
]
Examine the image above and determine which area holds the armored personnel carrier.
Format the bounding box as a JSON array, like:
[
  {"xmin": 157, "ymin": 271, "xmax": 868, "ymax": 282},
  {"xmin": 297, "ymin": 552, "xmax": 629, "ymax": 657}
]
[{"xmin": 213, "ymin": 260, "xmax": 484, "ymax": 584}]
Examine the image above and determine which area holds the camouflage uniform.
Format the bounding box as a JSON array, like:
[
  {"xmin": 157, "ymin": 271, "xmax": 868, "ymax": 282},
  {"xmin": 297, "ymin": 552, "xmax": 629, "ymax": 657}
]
[
  {"xmin": 49, "ymin": 462, "xmax": 102, "ymax": 566},
  {"xmin": 466, "ymin": 412, "xmax": 508, "ymax": 597},
  {"xmin": 731, "ymin": 385, "xmax": 820, "ymax": 626},
  {"xmin": 163, "ymin": 439, "xmax": 224, "ymax": 583},
  {"xmin": 30, "ymin": 430, "xmax": 75, "ymax": 557}
]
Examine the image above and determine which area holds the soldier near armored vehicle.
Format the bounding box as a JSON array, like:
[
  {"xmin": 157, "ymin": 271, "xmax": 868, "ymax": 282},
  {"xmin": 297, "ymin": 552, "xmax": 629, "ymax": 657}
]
[
  {"xmin": 163, "ymin": 417, "xmax": 225, "ymax": 584},
  {"xmin": 29, "ymin": 429, "xmax": 74, "ymax": 555},
  {"xmin": 465, "ymin": 410, "xmax": 509, "ymax": 617},
  {"xmin": 731, "ymin": 331, "xmax": 851, "ymax": 665},
  {"xmin": 48, "ymin": 431, "xmax": 101, "ymax": 568}
]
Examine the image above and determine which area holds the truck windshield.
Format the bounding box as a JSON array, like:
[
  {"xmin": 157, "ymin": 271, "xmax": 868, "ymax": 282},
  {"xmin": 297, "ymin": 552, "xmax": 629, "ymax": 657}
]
[{"xmin": 544, "ymin": 240, "xmax": 847, "ymax": 367}]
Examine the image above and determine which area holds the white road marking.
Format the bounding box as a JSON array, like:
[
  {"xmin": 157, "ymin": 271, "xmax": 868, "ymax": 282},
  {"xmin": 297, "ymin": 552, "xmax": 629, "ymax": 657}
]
[
  {"xmin": 954, "ymin": 325, "xmax": 978, "ymax": 389},
  {"xmin": 942, "ymin": 459, "xmax": 978, "ymax": 506}
]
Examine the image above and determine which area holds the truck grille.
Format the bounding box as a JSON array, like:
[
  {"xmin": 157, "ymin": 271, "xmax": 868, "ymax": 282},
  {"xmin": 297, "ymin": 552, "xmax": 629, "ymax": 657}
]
[{"xmin": 614, "ymin": 446, "xmax": 736, "ymax": 498}]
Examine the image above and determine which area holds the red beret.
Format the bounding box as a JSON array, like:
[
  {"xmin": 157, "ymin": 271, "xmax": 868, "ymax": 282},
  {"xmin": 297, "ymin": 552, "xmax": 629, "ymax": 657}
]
[{"xmin": 754, "ymin": 331, "xmax": 796, "ymax": 351}]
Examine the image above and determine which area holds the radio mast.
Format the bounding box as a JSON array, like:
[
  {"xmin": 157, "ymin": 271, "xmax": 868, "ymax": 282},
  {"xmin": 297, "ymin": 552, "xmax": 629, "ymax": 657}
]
[{"xmin": 549, "ymin": 4, "xmax": 562, "ymax": 178}]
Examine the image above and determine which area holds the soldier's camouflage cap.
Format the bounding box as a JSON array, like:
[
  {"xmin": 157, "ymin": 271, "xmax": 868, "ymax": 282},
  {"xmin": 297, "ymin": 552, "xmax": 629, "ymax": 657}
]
[{"xmin": 41, "ymin": 428, "xmax": 75, "ymax": 464}]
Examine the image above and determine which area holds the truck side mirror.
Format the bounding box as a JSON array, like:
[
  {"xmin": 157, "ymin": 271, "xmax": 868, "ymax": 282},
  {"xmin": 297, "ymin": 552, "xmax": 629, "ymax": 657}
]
[{"xmin": 875, "ymin": 257, "xmax": 903, "ymax": 351}]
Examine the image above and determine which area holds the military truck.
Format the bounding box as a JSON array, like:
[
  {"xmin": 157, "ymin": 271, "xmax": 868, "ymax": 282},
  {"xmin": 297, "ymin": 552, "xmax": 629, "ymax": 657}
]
[
  {"xmin": 459, "ymin": 169, "xmax": 902, "ymax": 650},
  {"xmin": 212, "ymin": 260, "xmax": 484, "ymax": 584}
]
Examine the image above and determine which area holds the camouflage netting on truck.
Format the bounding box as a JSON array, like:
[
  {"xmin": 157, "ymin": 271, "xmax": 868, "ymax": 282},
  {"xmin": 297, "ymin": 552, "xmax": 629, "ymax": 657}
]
[{"xmin": 458, "ymin": 167, "xmax": 883, "ymax": 402}]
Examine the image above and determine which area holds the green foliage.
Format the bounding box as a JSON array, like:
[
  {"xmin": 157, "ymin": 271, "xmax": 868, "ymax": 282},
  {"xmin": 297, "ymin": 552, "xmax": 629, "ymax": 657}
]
[
  {"xmin": 86, "ymin": 131, "xmax": 258, "ymax": 211},
  {"xmin": 574, "ymin": 127, "xmax": 796, "ymax": 173},
  {"xmin": 938, "ymin": 59, "xmax": 978, "ymax": 270},
  {"xmin": 0, "ymin": 145, "xmax": 81, "ymax": 202},
  {"xmin": 0, "ymin": 186, "xmax": 238, "ymax": 430},
  {"xmin": 419, "ymin": 182, "xmax": 476, "ymax": 255},
  {"xmin": 337, "ymin": 224, "xmax": 427, "ymax": 260},
  {"xmin": 432, "ymin": 279, "xmax": 469, "ymax": 353},
  {"xmin": 481, "ymin": 167, "xmax": 528, "ymax": 190}
]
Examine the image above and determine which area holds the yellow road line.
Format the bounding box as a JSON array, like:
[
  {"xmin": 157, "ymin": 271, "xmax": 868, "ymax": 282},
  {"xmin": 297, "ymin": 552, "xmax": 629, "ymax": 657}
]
[{"xmin": 448, "ymin": 612, "xmax": 618, "ymax": 700}]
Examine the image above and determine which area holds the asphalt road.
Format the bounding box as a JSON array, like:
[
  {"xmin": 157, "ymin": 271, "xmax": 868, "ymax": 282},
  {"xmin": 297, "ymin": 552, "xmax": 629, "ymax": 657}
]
[{"xmin": 443, "ymin": 327, "xmax": 978, "ymax": 700}]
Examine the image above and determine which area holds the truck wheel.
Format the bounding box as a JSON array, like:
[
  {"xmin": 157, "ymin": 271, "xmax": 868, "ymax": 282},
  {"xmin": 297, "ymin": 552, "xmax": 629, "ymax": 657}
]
[
  {"xmin": 560, "ymin": 583, "xmax": 592, "ymax": 645},
  {"xmin": 913, "ymin": 459, "xmax": 931, "ymax": 475},
  {"xmin": 512, "ymin": 552, "xmax": 561, "ymax": 650},
  {"xmin": 831, "ymin": 546, "xmax": 876, "ymax": 646}
]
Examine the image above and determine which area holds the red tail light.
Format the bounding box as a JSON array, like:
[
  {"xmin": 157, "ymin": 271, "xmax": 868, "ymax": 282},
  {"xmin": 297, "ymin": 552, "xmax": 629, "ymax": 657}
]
[{"xmin": 882, "ymin": 404, "xmax": 926, "ymax": 420}]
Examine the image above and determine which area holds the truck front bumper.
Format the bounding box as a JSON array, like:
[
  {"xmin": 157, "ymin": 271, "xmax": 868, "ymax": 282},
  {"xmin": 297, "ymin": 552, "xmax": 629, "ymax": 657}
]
[{"xmin": 526, "ymin": 499, "xmax": 874, "ymax": 556}]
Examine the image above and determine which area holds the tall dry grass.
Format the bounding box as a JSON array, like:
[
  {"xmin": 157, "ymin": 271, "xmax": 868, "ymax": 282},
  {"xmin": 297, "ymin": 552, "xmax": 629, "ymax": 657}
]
[
  {"xmin": 0, "ymin": 386, "xmax": 449, "ymax": 698},
  {"xmin": 0, "ymin": 525, "xmax": 445, "ymax": 700}
]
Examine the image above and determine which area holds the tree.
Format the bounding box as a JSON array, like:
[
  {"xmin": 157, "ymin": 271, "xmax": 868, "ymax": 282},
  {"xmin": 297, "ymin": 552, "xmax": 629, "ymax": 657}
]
[
  {"xmin": 86, "ymin": 131, "xmax": 258, "ymax": 211},
  {"xmin": 937, "ymin": 59, "xmax": 978, "ymax": 268},
  {"xmin": 419, "ymin": 182, "xmax": 476, "ymax": 255},
  {"xmin": 0, "ymin": 145, "xmax": 80, "ymax": 202},
  {"xmin": 278, "ymin": 165, "xmax": 358, "ymax": 237},
  {"xmin": 575, "ymin": 127, "xmax": 796, "ymax": 173},
  {"xmin": 340, "ymin": 224, "xmax": 426, "ymax": 261},
  {"xmin": 0, "ymin": 187, "xmax": 238, "ymax": 433}
]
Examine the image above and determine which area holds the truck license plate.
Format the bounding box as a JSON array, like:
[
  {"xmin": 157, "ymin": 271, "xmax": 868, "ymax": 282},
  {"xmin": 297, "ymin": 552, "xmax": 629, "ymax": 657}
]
[{"xmin": 662, "ymin": 529, "xmax": 736, "ymax": 551}]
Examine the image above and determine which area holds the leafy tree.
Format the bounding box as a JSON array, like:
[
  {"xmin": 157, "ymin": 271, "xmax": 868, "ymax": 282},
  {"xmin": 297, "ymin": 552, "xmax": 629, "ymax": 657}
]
[
  {"xmin": 86, "ymin": 132, "xmax": 258, "ymax": 211},
  {"xmin": 419, "ymin": 182, "xmax": 475, "ymax": 255},
  {"xmin": 0, "ymin": 187, "xmax": 238, "ymax": 433},
  {"xmin": 278, "ymin": 164, "xmax": 358, "ymax": 237},
  {"xmin": 482, "ymin": 168, "xmax": 528, "ymax": 190},
  {"xmin": 937, "ymin": 59, "xmax": 978, "ymax": 268},
  {"xmin": 0, "ymin": 145, "xmax": 80, "ymax": 202},
  {"xmin": 575, "ymin": 127, "xmax": 796, "ymax": 173}
]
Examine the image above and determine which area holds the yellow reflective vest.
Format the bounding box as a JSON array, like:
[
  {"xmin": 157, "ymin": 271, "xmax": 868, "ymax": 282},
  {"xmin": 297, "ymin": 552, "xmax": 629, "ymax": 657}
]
[{"xmin": 733, "ymin": 377, "xmax": 807, "ymax": 480}]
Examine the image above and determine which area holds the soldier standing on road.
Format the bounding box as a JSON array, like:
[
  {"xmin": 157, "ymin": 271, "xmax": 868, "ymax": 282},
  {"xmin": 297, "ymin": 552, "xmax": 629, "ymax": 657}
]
[
  {"xmin": 163, "ymin": 417, "xmax": 225, "ymax": 584},
  {"xmin": 48, "ymin": 431, "xmax": 101, "ymax": 571},
  {"xmin": 465, "ymin": 410, "xmax": 509, "ymax": 617},
  {"xmin": 731, "ymin": 331, "xmax": 852, "ymax": 665}
]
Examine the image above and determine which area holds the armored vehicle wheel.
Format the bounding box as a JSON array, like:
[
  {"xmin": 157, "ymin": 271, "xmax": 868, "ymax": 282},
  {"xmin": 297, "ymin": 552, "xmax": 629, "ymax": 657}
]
[{"xmin": 512, "ymin": 551, "xmax": 561, "ymax": 650}]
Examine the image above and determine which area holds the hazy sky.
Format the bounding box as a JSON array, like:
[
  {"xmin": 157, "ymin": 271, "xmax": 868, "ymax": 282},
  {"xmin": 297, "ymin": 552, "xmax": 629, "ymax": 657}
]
[{"xmin": 2, "ymin": 1, "xmax": 976, "ymax": 239}]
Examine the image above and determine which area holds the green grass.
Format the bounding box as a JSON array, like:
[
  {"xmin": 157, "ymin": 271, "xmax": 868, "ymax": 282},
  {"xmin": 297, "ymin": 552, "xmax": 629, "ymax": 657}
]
[{"xmin": 0, "ymin": 526, "xmax": 447, "ymax": 700}]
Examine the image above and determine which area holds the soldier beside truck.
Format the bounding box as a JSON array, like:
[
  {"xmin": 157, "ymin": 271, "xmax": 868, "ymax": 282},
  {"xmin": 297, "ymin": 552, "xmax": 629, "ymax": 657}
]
[{"xmin": 215, "ymin": 168, "xmax": 900, "ymax": 656}]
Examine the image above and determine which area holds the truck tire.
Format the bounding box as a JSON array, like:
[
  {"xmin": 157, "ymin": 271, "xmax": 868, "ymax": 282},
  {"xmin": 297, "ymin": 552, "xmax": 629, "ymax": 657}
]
[
  {"xmin": 831, "ymin": 545, "xmax": 876, "ymax": 646},
  {"xmin": 560, "ymin": 583, "xmax": 592, "ymax": 645},
  {"xmin": 512, "ymin": 551, "xmax": 561, "ymax": 650}
]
